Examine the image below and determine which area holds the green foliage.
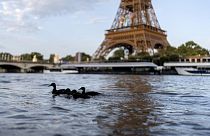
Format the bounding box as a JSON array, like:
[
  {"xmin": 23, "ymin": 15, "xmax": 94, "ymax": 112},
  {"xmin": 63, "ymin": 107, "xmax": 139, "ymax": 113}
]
[
  {"xmin": 152, "ymin": 41, "xmax": 209, "ymax": 65},
  {"xmin": 108, "ymin": 48, "xmax": 125, "ymax": 61},
  {"xmin": 113, "ymin": 48, "xmax": 124, "ymax": 58},
  {"xmin": 177, "ymin": 41, "xmax": 209, "ymax": 57},
  {"xmin": 31, "ymin": 52, "xmax": 43, "ymax": 61},
  {"xmin": 128, "ymin": 52, "xmax": 152, "ymax": 62},
  {"xmin": 153, "ymin": 46, "xmax": 179, "ymax": 65},
  {"xmin": 108, "ymin": 56, "xmax": 122, "ymax": 61},
  {"xmin": 62, "ymin": 55, "xmax": 74, "ymax": 62},
  {"xmin": 20, "ymin": 53, "xmax": 32, "ymax": 61},
  {"xmin": 20, "ymin": 52, "xmax": 43, "ymax": 62},
  {"xmin": 81, "ymin": 53, "xmax": 91, "ymax": 62},
  {"xmin": 93, "ymin": 56, "xmax": 106, "ymax": 62}
]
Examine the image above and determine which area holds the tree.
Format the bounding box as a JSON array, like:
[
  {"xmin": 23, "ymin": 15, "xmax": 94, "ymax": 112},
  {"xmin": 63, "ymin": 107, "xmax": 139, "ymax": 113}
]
[
  {"xmin": 177, "ymin": 41, "xmax": 209, "ymax": 57},
  {"xmin": 113, "ymin": 48, "xmax": 124, "ymax": 58},
  {"xmin": 153, "ymin": 46, "xmax": 179, "ymax": 65},
  {"xmin": 108, "ymin": 48, "xmax": 125, "ymax": 61},
  {"xmin": 31, "ymin": 52, "xmax": 43, "ymax": 61},
  {"xmin": 20, "ymin": 52, "xmax": 43, "ymax": 62},
  {"xmin": 81, "ymin": 53, "xmax": 91, "ymax": 62},
  {"xmin": 62, "ymin": 55, "xmax": 74, "ymax": 62},
  {"xmin": 128, "ymin": 52, "xmax": 152, "ymax": 62},
  {"xmin": 93, "ymin": 56, "xmax": 106, "ymax": 62},
  {"xmin": 20, "ymin": 53, "xmax": 32, "ymax": 61},
  {"xmin": 152, "ymin": 41, "xmax": 209, "ymax": 65}
]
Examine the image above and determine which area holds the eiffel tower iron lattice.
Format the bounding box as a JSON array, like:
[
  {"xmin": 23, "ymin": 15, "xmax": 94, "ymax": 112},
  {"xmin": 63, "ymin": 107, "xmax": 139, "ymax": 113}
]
[{"xmin": 93, "ymin": 0, "xmax": 170, "ymax": 60}]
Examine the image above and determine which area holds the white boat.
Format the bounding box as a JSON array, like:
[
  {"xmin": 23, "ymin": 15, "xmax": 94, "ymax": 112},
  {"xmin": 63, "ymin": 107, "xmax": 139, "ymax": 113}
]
[
  {"xmin": 175, "ymin": 67, "xmax": 210, "ymax": 76},
  {"xmin": 44, "ymin": 68, "xmax": 78, "ymax": 74},
  {"xmin": 44, "ymin": 68, "xmax": 62, "ymax": 74},
  {"xmin": 62, "ymin": 69, "xmax": 78, "ymax": 74}
]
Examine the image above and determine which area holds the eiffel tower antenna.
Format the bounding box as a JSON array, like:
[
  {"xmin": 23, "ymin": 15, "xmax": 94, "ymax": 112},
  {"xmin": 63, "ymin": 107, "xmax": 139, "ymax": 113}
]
[{"xmin": 93, "ymin": 0, "xmax": 170, "ymax": 60}]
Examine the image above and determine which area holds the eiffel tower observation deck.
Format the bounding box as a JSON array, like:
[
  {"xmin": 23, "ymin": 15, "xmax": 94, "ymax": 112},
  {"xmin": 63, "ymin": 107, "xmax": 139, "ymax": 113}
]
[{"xmin": 93, "ymin": 0, "xmax": 170, "ymax": 60}]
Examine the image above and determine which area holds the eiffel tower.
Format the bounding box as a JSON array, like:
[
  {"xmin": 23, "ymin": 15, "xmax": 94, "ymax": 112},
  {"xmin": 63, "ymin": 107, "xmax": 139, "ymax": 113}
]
[{"xmin": 93, "ymin": 0, "xmax": 170, "ymax": 60}]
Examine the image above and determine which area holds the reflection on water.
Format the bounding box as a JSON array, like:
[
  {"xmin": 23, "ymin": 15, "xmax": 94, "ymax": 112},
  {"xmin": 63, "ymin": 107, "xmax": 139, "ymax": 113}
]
[
  {"xmin": 96, "ymin": 75, "xmax": 155, "ymax": 136},
  {"xmin": 0, "ymin": 74, "xmax": 210, "ymax": 136}
]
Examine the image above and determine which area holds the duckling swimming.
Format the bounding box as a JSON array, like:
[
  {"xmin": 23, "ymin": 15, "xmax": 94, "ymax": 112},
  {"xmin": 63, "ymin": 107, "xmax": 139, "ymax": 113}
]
[
  {"xmin": 79, "ymin": 87, "xmax": 101, "ymax": 96},
  {"xmin": 65, "ymin": 88, "xmax": 72, "ymax": 95},
  {"xmin": 72, "ymin": 89, "xmax": 90, "ymax": 99}
]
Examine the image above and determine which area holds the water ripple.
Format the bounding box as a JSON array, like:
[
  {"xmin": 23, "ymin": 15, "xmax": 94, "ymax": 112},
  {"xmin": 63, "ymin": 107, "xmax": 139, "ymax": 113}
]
[{"xmin": 0, "ymin": 74, "xmax": 209, "ymax": 135}]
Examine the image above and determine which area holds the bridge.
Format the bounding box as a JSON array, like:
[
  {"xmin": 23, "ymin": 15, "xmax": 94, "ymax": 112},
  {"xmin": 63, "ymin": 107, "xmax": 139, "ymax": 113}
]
[
  {"xmin": 0, "ymin": 61, "xmax": 54, "ymax": 73},
  {"xmin": 0, "ymin": 61, "xmax": 158, "ymax": 74}
]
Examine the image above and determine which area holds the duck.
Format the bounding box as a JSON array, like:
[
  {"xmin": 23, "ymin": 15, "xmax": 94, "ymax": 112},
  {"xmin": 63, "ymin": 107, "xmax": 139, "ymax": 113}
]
[
  {"xmin": 65, "ymin": 88, "xmax": 72, "ymax": 95},
  {"xmin": 72, "ymin": 89, "xmax": 90, "ymax": 99},
  {"xmin": 48, "ymin": 83, "xmax": 69, "ymax": 95},
  {"xmin": 79, "ymin": 87, "xmax": 101, "ymax": 96}
]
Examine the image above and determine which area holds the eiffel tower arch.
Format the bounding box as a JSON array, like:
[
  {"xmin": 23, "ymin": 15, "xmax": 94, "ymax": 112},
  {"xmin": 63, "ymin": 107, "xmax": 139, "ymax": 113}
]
[{"xmin": 93, "ymin": 0, "xmax": 170, "ymax": 59}]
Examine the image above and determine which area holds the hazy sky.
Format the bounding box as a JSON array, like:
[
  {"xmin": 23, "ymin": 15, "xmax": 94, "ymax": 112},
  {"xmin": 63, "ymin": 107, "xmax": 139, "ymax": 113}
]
[{"xmin": 0, "ymin": 0, "xmax": 209, "ymax": 58}]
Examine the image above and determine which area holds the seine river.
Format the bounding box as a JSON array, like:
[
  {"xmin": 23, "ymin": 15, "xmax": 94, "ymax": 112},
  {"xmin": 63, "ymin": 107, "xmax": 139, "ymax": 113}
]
[{"xmin": 0, "ymin": 74, "xmax": 210, "ymax": 136}]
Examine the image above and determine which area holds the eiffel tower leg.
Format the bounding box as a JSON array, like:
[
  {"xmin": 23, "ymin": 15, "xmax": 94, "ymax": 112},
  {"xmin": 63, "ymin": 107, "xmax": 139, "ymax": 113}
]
[{"xmin": 92, "ymin": 45, "xmax": 105, "ymax": 60}]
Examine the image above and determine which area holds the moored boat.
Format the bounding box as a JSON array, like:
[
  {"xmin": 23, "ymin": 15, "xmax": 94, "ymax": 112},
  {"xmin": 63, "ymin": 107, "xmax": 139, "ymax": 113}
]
[
  {"xmin": 62, "ymin": 68, "xmax": 78, "ymax": 74},
  {"xmin": 175, "ymin": 67, "xmax": 210, "ymax": 76},
  {"xmin": 164, "ymin": 62, "xmax": 210, "ymax": 76},
  {"xmin": 44, "ymin": 68, "xmax": 78, "ymax": 74}
]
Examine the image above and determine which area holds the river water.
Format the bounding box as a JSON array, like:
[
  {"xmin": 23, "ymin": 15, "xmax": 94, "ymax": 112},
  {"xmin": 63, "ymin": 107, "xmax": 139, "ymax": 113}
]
[{"xmin": 0, "ymin": 74, "xmax": 210, "ymax": 136}]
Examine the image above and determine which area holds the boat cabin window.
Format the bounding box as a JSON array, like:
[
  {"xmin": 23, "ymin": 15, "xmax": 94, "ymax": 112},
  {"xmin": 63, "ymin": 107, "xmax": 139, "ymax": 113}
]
[
  {"xmin": 197, "ymin": 59, "xmax": 201, "ymax": 62},
  {"xmin": 203, "ymin": 59, "xmax": 207, "ymax": 62},
  {"xmin": 186, "ymin": 59, "xmax": 190, "ymax": 62},
  {"xmin": 191, "ymin": 59, "xmax": 195, "ymax": 62}
]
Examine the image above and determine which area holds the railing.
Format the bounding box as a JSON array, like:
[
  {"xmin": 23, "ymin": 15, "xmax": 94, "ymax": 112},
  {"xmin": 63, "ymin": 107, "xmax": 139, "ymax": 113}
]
[{"xmin": 107, "ymin": 24, "xmax": 167, "ymax": 35}]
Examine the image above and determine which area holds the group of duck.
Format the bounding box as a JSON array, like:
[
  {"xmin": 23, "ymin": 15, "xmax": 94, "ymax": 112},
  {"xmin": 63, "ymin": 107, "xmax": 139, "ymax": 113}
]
[{"xmin": 49, "ymin": 83, "xmax": 101, "ymax": 99}]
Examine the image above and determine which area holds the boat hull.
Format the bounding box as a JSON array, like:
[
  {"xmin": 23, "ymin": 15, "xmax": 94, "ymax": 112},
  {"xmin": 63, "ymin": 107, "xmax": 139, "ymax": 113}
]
[
  {"xmin": 43, "ymin": 69, "xmax": 78, "ymax": 74},
  {"xmin": 175, "ymin": 68, "xmax": 210, "ymax": 76}
]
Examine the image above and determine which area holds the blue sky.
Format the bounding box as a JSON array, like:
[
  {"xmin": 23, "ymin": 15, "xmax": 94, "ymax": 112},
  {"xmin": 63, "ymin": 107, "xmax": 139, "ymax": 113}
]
[{"xmin": 0, "ymin": 0, "xmax": 209, "ymax": 58}]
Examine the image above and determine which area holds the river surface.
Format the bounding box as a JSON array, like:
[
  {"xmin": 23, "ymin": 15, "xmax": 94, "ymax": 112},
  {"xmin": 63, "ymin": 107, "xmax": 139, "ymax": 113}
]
[{"xmin": 0, "ymin": 74, "xmax": 210, "ymax": 136}]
